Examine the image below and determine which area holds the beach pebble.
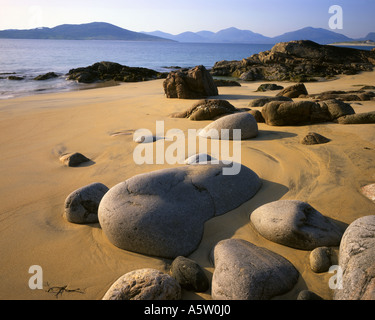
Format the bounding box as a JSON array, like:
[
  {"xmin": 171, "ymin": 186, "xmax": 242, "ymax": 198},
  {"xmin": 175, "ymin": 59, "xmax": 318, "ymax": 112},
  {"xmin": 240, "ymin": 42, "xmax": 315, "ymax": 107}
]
[
  {"xmin": 199, "ymin": 112, "xmax": 258, "ymax": 140},
  {"xmin": 309, "ymin": 247, "xmax": 332, "ymax": 273},
  {"xmin": 184, "ymin": 153, "xmax": 215, "ymax": 164},
  {"xmin": 59, "ymin": 152, "xmax": 91, "ymax": 167},
  {"xmin": 102, "ymin": 268, "xmax": 181, "ymax": 300},
  {"xmin": 64, "ymin": 182, "xmax": 109, "ymax": 224},
  {"xmin": 211, "ymin": 239, "xmax": 299, "ymax": 300},
  {"xmin": 334, "ymin": 215, "xmax": 375, "ymax": 300},
  {"xmin": 249, "ymin": 200, "xmax": 344, "ymax": 250},
  {"xmin": 170, "ymin": 256, "xmax": 209, "ymax": 292},
  {"xmin": 98, "ymin": 162, "xmax": 261, "ymax": 259},
  {"xmin": 134, "ymin": 135, "xmax": 158, "ymax": 143},
  {"xmin": 300, "ymin": 132, "xmax": 330, "ymax": 145}
]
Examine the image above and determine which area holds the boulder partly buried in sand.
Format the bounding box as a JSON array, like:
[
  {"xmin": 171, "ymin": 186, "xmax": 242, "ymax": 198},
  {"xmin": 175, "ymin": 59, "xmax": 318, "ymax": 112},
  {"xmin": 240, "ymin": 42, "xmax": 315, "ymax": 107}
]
[
  {"xmin": 248, "ymin": 96, "xmax": 293, "ymax": 108},
  {"xmin": 336, "ymin": 111, "xmax": 375, "ymax": 124},
  {"xmin": 300, "ymin": 132, "xmax": 330, "ymax": 145},
  {"xmin": 59, "ymin": 152, "xmax": 91, "ymax": 167},
  {"xmin": 64, "ymin": 182, "xmax": 109, "ymax": 224},
  {"xmin": 199, "ymin": 113, "xmax": 258, "ymax": 140},
  {"xmin": 211, "ymin": 239, "xmax": 299, "ymax": 300},
  {"xmin": 334, "ymin": 215, "xmax": 375, "ymax": 300},
  {"xmin": 102, "ymin": 268, "xmax": 181, "ymax": 300},
  {"xmin": 170, "ymin": 99, "xmax": 237, "ymax": 121},
  {"xmin": 163, "ymin": 65, "xmax": 218, "ymax": 99},
  {"xmin": 98, "ymin": 163, "xmax": 261, "ymax": 259},
  {"xmin": 249, "ymin": 200, "xmax": 344, "ymax": 250}
]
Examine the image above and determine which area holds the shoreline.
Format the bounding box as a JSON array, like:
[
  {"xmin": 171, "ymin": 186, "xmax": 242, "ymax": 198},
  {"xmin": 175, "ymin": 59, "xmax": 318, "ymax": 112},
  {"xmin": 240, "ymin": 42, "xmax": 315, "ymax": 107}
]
[{"xmin": 0, "ymin": 70, "xmax": 374, "ymax": 300}]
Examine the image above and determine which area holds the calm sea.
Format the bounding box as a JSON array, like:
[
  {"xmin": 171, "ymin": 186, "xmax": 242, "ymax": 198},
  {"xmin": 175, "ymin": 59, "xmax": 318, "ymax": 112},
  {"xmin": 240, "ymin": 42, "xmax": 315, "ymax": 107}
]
[
  {"xmin": 0, "ymin": 39, "xmax": 374, "ymax": 100},
  {"xmin": 0, "ymin": 39, "xmax": 274, "ymax": 99}
]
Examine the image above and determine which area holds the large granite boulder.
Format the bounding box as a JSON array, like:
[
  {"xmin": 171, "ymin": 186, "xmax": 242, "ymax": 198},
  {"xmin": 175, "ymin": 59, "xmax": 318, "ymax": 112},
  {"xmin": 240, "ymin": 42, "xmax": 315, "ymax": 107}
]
[
  {"xmin": 64, "ymin": 182, "xmax": 109, "ymax": 224},
  {"xmin": 102, "ymin": 268, "xmax": 181, "ymax": 300},
  {"xmin": 336, "ymin": 111, "xmax": 375, "ymax": 124},
  {"xmin": 211, "ymin": 239, "xmax": 299, "ymax": 300},
  {"xmin": 163, "ymin": 65, "xmax": 218, "ymax": 99},
  {"xmin": 211, "ymin": 40, "xmax": 375, "ymax": 82},
  {"xmin": 249, "ymin": 200, "xmax": 344, "ymax": 250},
  {"xmin": 98, "ymin": 163, "xmax": 261, "ymax": 259},
  {"xmin": 67, "ymin": 61, "xmax": 166, "ymax": 83},
  {"xmin": 261, "ymin": 99, "xmax": 355, "ymax": 126},
  {"xmin": 334, "ymin": 215, "xmax": 375, "ymax": 300},
  {"xmin": 170, "ymin": 99, "xmax": 238, "ymax": 121},
  {"xmin": 199, "ymin": 113, "xmax": 258, "ymax": 140}
]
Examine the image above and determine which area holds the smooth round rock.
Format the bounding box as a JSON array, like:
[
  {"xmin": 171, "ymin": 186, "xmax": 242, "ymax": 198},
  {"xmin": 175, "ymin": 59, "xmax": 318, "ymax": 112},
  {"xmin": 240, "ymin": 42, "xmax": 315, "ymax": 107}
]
[
  {"xmin": 64, "ymin": 182, "xmax": 109, "ymax": 224},
  {"xmin": 199, "ymin": 112, "xmax": 258, "ymax": 140},
  {"xmin": 211, "ymin": 239, "xmax": 299, "ymax": 300},
  {"xmin": 170, "ymin": 256, "xmax": 209, "ymax": 292},
  {"xmin": 102, "ymin": 268, "xmax": 181, "ymax": 300},
  {"xmin": 98, "ymin": 163, "xmax": 261, "ymax": 259},
  {"xmin": 309, "ymin": 247, "xmax": 332, "ymax": 273},
  {"xmin": 250, "ymin": 200, "xmax": 344, "ymax": 250}
]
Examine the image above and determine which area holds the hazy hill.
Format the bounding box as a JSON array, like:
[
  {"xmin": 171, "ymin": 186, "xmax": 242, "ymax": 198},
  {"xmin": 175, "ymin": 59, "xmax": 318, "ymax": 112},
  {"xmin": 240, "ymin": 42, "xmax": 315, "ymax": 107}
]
[
  {"xmin": 0, "ymin": 22, "xmax": 173, "ymax": 41},
  {"xmin": 143, "ymin": 26, "xmax": 358, "ymax": 44}
]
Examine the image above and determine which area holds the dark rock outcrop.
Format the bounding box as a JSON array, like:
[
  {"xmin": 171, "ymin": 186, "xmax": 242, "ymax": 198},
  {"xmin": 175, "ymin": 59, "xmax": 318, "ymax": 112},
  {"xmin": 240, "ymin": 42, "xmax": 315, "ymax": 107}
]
[
  {"xmin": 307, "ymin": 90, "xmax": 375, "ymax": 101},
  {"xmin": 163, "ymin": 65, "xmax": 218, "ymax": 99},
  {"xmin": 211, "ymin": 40, "xmax": 375, "ymax": 82},
  {"xmin": 66, "ymin": 61, "xmax": 166, "ymax": 83},
  {"xmin": 33, "ymin": 72, "xmax": 59, "ymax": 81},
  {"xmin": 256, "ymin": 83, "xmax": 284, "ymax": 92}
]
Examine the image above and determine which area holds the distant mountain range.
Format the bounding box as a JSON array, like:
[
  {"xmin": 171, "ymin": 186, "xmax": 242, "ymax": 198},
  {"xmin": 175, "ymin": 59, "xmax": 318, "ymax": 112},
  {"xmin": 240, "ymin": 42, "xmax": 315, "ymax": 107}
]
[
  {"xmin": 0, "ymin": 22, "xmax": 172, "ymax": 41},
  {"xmin": 0, "ymin": 22, "xmax": 373, "ymax": 45}
]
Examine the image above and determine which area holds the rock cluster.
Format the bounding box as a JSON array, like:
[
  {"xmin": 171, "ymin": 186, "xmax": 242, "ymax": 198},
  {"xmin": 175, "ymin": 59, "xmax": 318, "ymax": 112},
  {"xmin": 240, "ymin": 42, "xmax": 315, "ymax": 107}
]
[
  {"xmin": 163, "ymin": 65, "xmax": 218, "ymax": 99},
  {"xmin": 211, "ymin": 40, "xmax": 375, "ymax": 81},
  {"xmin": 67, "ymin": 61, "xmax": 166, "ymax": 83}
]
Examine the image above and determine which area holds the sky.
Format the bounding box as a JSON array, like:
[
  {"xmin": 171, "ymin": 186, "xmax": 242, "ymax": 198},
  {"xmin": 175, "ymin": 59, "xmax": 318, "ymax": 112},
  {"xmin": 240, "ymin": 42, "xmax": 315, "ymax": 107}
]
[{"xmin": 0, "ymin": 0, "xmax": 374, "ymax": 38}]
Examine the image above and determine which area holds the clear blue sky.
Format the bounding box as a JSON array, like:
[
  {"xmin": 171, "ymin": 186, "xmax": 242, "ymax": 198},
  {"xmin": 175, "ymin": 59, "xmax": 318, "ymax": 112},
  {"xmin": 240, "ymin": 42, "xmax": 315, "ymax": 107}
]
[{"xmin": 0, "ymin": 0, "xmax": 374, "ymax": 38}]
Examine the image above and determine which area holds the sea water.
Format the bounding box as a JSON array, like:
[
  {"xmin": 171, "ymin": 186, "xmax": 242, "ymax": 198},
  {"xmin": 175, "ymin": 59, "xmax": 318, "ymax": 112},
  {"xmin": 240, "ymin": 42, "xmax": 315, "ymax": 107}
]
[
  {"xmin": 0, "ymin": 39, "xmax": 273, "ymax": 99},
  {"xmin": 0, "ymin": 39, "xmax": 373, "ymax": 100}
]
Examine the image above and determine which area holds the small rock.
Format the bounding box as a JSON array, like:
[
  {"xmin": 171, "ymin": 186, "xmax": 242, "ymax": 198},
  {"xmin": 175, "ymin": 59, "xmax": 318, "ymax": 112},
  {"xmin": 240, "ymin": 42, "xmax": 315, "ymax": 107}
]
[
  {"xmin": 33, "ymin": 72, "xmax": 58, "ymax": 80},
  {"xmin": 102, "ymin": 268, "xmax": 181, "ymax": 300},
  {"xmin": 361, "ymin": 184, "xmax": 375, "ymax": 202},
  {"xmin": 300, "ymin": 132, "xmax": 330, "ymax": 145},
  {"xmin": 256, "ymin": 83, "xmax": 284, "ymax": 92},
  {"xmin": 297, "ymin": 290, "xmax": 323, "ymax": 300},
  {"xmin": 64, "ymin": 182, "xmax": 109, "ymax": 224},
  {"xmin": 250, "ymin": 200, "xmax": 344, "ymax": 250},
  {"xmin": 199, "ymin": 112, "xmax": 258, "ymax": 140},
  {"xmin": 211, "ymin": 239, "xmax": 299, "ymax": 300},
  {"xmin": 276, "ymin": 83, "xmax": 308, "ymax": 98},
  {"xmin": 59, "ymin": 152, "xmax": 91, "ymax": 167},
  {"xmin": 309, "ymin": 247, "xmax": 332, "ymax": 273},
  {"xmin": 170, "ymin": 256, "xmax": 209, "ymax": 292}
]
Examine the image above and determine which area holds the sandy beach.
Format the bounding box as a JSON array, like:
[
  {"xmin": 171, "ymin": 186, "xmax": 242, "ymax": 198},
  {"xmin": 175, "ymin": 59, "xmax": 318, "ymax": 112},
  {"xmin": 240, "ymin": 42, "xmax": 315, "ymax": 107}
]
[{"xmin": 0, "ymin": 70, "xmax": 374, "ymax": 300}]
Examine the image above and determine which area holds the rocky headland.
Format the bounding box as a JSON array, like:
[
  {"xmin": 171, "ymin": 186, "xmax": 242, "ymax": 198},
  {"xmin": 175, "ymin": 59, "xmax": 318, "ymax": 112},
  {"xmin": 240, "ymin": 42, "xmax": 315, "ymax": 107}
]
[{"xmin": 210, "ymin": 40, "xmax": 375, "ymax": 82}]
